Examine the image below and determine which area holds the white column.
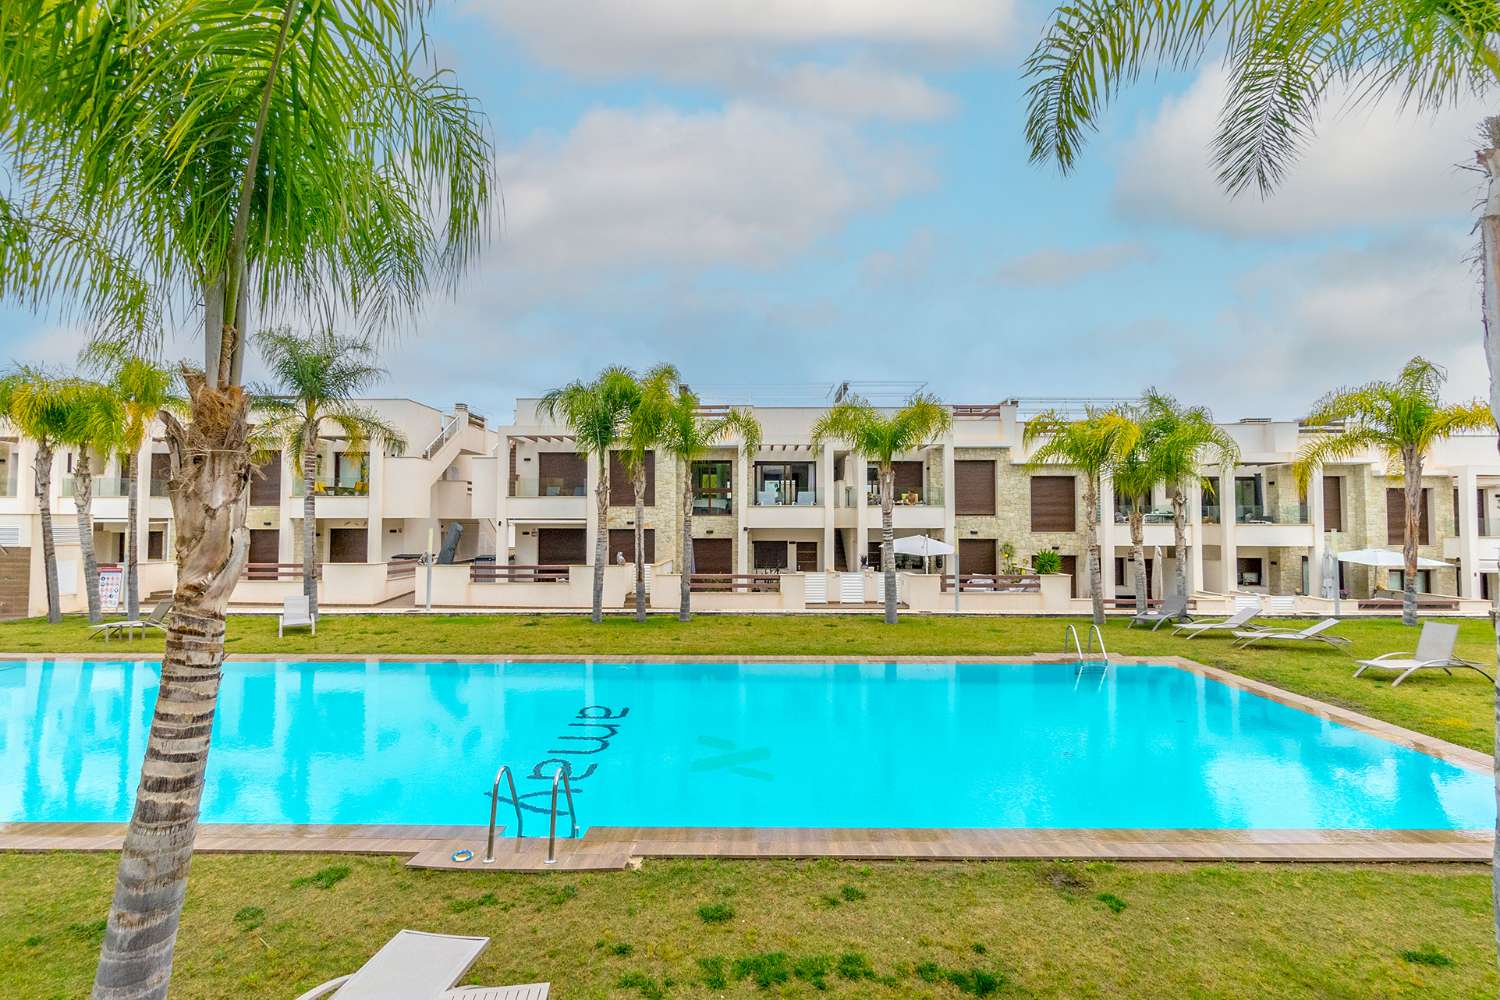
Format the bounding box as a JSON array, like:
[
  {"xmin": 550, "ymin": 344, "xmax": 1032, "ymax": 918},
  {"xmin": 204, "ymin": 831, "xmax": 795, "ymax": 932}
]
[
  {"xmin": 734, "ymin": 447, "xmax": 750, "ymax": 575},
  {"xmin": 820, "ymin": 442, "xmax": 835, "ymax": 571},
  {"xmin": 494, "ymin": 432, "xmax": 511, "ymax": 563},
  {"xmin": 365, "ymin": 445, "xmax": 384, "ymax": 561},
  {"xmin": 941, "ymin": 442, "xmax": 956, "ymax": 562},
  {"xmin": 1188, "ymin": 478, "xmax": 1204, "ymax": 593},
  {"xmin": 853, "ymin": 454, "xmax": 871, "ymax": 570},
  {"xmin": 1098, "ymin": 471, "xmax": 1116, "ymax": 599},
  {"xmin": 1219, "ymin": 469, "xmax": 1237, "ymax": 593},
  {"xmin": 1308, "ymin": 469, "xmax": 1325, "ymax": 597},
  {"xmin": 1458, "ymin": 467, "xmax": 1481, "ymax": 597},
  {"xmin": 278, "ymin": 450, "xmax": 295, "ymax": 563},
  {"xmin": 133, "ymin": 438, "xmax": 151, "ymax": 561}
]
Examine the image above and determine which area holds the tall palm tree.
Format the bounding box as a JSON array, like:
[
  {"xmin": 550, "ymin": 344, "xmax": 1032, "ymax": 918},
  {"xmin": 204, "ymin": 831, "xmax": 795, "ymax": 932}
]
[
  {"xmin": 59, "ymin": 380, "xmax": 125, "ymax": 624},
  {"xmin": 0, "ymin": 366, "xmax": 79, "ymax": 623},
  {"xmin": 251, "ymin": 330, "xmax": 406, "ymax": 616},
  {"xmin": 539, "ymin": 368, "xmax": 641, "ymax": 623},
  {"xmin": 85, "ymin": 345, "xmax": 181, "ymax": 620},
  {"xmin": 1140, "ymin": 390, "xmax": 1239, "ymax": 619},
  {"xmin": 1293, "ymin": 358, "xmax": 1490, "ymax": 626},
  {"xmin": 4, "ymin": 5, "xmax": 493, "ymax": 995},
  {"xmin": 1110, "ymin": 411, "xmax": 1159, "ymax": 617},
  {"xmin": 1024, "ymin": 407, "xmax": 1140, "ymax": 627},
  {"xmin": 620, "ymin": 365, "xmax": 681, "ymax": 622},
  {"xmin": 811, "ymin": 394, "xmax": 952, "ymax": 624},
  {"xmin": 659, "ymin": 386, "xmax": 762, "ymax": 621}
]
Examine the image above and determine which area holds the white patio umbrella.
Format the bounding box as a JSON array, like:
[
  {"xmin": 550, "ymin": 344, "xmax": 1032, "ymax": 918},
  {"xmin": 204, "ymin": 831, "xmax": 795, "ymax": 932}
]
[
  {"xmin": 1321, "ymin": 546, "xmax": 1340, "ymax": 612},
  {"xmin": 893, "ymin": 534, "xmax": 957, "ymax": 580},
  {"xmin": 1150, "ymin": 545, "xmax": 1164, "ymax": 600},
  {"xmin": 1336, "ymin": 548, "xmax": 1450, "ymax": 569}
]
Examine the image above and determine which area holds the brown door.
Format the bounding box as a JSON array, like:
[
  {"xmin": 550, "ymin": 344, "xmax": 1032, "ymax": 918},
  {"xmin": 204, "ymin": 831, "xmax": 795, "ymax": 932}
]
[
  {"xmin": 754, "ymin": 540, "xmax": 789, "ymax": 571},
  {"xmin": 537, "ymin": 528, "xmax": 587, "ymax": 565},
  {"xmin": 1322, "ymin": 475, "xmax": 1342, "ymax": 531},
  {"xmin": 795, "ymin": 541, "xmax": 818, "ymax": 572},
  {"xmin": 250, "ymin": 452, "xmax": 281, "ymax": 505},
  {"xmin": 248, "ymin": 528, "xmax": 279, "ymax": 564},
  {"xmin": 1059, "ymin": 555, "xmax": 1078, "ymax": 597},
  {"xmin": 328, "ymin": 527, "xmax": 367, "ymax": 563},
  {"xmin": 959, "ymin": 539, "xmax": 997, "ymax": 575},
  {"xmin": 607, "ymin": 528, "xmax": 655, "ymax": 564},
  {"xmin": 692, "ymin": 538, "xmax": 732, "ymax": 574}
]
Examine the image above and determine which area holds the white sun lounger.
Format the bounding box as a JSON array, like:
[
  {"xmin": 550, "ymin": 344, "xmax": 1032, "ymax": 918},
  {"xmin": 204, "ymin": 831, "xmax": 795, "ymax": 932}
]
[
  {"xmin": 88, "ymin": 598, "xmax": 172, "ymax": 642},
  {"xmin": 293, "ymin": 930, "xmax": 551, "ymax": 999},
  {"xmin": 1353, "ymin": 622, "xmax": 1494, "ymax": 687},
  {"xmin": 280, "ymin": 595, "xmax": 316, "ymax": 637},
  {"xmin": 1171, "ymin": 605, "xmax": 1259, "ymax": 638},
  {"xmin": 1232, "ymin": 618, "xmax": 1349, "ymax": 649}
]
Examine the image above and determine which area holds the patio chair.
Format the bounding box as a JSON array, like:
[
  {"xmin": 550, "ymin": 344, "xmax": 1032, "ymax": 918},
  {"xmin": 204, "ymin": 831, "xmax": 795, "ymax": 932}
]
[
  {"xmin": 1128, "ymin": 594, "xmax": 1189, "ymax": 631},
  {"xmin": 88, "ymin": 598, "xmax": 172, "ymax": 642},
  {"xmin": 1232, "ymin": 618, "xmax": 1350, "ymax": 650},
  {"xmin": 1353, "ymin": 622, "xmax": 1494, "ymax": 686},
  {"xmin": 1170, "ymin": 605, "xmax": 1260, "ymax": 639},
  {"xmin": 279, "ymin": 595, "xmax": 316, "ymax": 637},
  {"xmin": 293, "ymin": 929, "xmax": 551, "ymax": 999}
]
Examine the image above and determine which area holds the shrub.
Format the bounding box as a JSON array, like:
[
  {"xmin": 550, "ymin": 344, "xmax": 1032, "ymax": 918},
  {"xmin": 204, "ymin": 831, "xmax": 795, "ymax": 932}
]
[{"xmin": 1031, "ymin": 550, "xmax": 1061, "ymax": 574}]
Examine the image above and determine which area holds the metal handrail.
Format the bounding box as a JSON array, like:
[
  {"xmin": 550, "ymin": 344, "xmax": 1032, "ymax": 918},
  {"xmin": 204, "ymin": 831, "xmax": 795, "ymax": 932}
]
[
  {"xmin": 1062, "ymin": 624, "xmax": 1083, "ymax": 663},
  {"xmin": 546, "ymin": 765, "xmax": 579, "ymax": 865},
  {"xmin": 483, "ymin": 764, "xmax": 522, "ymax": 864},
  {"xmin": 1086, "ymin": 624, "xmax": 1108, "ymax": 663},
  {"xmin": 421, "ymin": 413, "xmax": 461, "ymax": 460}
]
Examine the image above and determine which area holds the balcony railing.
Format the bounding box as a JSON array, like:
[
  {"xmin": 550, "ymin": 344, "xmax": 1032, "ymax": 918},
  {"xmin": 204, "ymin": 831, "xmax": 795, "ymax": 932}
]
[
  {"xmin": 690, "ymin": 572, "xmax": 781, "ymax": 593},
  {"xmin": 471, "ymin": 563, "xmax": 570, "ymax": 584},
  {"xmin": 867, "ymin": 485, "xmax": 943, "ymax": 507},
  {"xmin": 941, "ymin": 574, "xmax": 1041, "ymax": 593},
  {"xmin": 1236, "ymin": 503, "xmax": 1309, "ymax": 525},
  {"xmin": 692, "ymin": 492, "xmax": 734, "ymax": 516},
  {"xmin": 1201, "ymin": 505, "xmax": 1220, "ymax": 525},
  {"xmin": 0, "ymin": 468, "xmax": 17, "ymax": 498},
  {"xmin": 752, "ymin": 483, "xmax": 821, "ymax": 506},
  {"xmin": 242, "ymin": 563, "xmax": 316, "ymax": 581},
  {"xmin": 62, "ymin": 476, "xmax": 131, "ymax": 498},
  {"xmin": 511, "ymin": 477, "xmax": 588, "ymax": 498},
  {"xmin": 290, "ymin": 477, "xmax": 369, "ymax": 497}
]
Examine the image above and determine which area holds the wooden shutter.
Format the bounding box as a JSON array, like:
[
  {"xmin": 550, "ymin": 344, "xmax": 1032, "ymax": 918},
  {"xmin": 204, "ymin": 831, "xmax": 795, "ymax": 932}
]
[
  {"xmin": 1386, "ymin": 487, "xmax": 1430, "ymax": 545},
  {"xmin": 692, "ymin": 538, "xmax": 732, "ymax": 574},
  {"xmin": 954, "ymin": 460, "xmax": 996, "ymax": 515},
  {"xmin": 1322, "ymin": 475, "xmax": 1342, "ymax": 531},
  {"xmin": 537, "ymin": 528, "xmax": 587, "ymax": 565},
  {"xmin": 753, "ymin": 540, "xmax": 789, "ymax": 570},
  {"xmin": 147, "ymin": 530, "xmax": 164, "ymax": 561},
  {"xmin": 149, "ymin": 452, "xmax": 171, "ymax": 489},
  {"xmin": 250, "ymin": 452, "xmax": 280, "ymax": 506},
  {"xmin": 607, "ymin": 528, "xmax": 655, "ymax": 564},
  {"xmin": 958, "ymin": 539, "xmax": 996, "ymax": 574},
  {"xmin": 795, "ymin": 541, "xmax": 818, "ymax": 571},
  {"xmin": 539, "ymin": 452, "xmax": 587, "ymax": 495},
  {"xmin": 892, "ymin": 461, "xmax": 924, "ymax": 493},
  {"xmin": 248, "ymin": 528, "xmax": 279, "ymax": 563},
  {"xmin": 609, "ymin": 451, "xmax": 655, "ymax": 507},
  {"xmin": 1030, "ymin": 476, "xmax": 1076, "ymax": 532},
  {"xmin": 328, "ymin": 528, "xmax": 367, "ymax": 563}
]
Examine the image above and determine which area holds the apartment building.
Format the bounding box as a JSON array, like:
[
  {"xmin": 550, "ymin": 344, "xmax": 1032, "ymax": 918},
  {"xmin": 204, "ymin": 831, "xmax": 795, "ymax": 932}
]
[
  {"xmin": 0, "ymin": 399, "xmax": 497, "ymax": 618},
  {"xmin": 5, "ymin": 393, "xmax": 1499, "ymax": 618}
]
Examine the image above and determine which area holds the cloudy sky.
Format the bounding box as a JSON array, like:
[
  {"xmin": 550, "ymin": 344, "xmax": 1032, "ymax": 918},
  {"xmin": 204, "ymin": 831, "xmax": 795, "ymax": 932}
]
[{"xmin": 0, "ymin": 0, "xmax": 1490, "ymax": 420}]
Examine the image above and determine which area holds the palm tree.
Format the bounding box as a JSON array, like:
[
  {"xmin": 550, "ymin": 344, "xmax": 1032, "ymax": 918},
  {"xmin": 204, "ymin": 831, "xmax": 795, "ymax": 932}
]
[
  {"xmin": 86, "ymin": 345, "xmax": 181, "ymax": 620},
  {"xmin": 59, "ymin": 380, "xmax": 125, "ymax": 624},
  {"xmin": 251, "ymin": 330, "xmax": 406, "ymax": 616},
  {"xmin": 1293, "ymin": 358, "xmax": 1490, "ymax": 626},
  {"xmin": 539, "ymin": 368, "xmax": 641, "ymax": 623},
  {"xmin": 1024, "ymin": 407, "xmax": 1140, "ymax": 627},
  {"xmin": 0, "ymin": 366, "xmax": 78, "ymax": 623},
  {"xmin": 1109, "ymin": 412, "xmax": 1158, "ymax": 617},
  {"xmin": 658, "ymin": 386, "xmax": 762, "ymax": 621},
  {"xmin": 811, "ymin": 394, "xmax": 952, "ymax": 624},
  {"xmin": 4, "ymin": 5, "xmax": 493, "ymax": 994},
  {"xmin": 620, "ymin": 365, "xmax": 681, "ymax": 622},
  {"xmin": 1140, "ymin": 391, "xmax": 1239, "ymax": 619}
]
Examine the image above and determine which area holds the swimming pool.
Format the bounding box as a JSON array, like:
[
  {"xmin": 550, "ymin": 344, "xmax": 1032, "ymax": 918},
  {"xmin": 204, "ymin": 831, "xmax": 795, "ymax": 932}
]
[{"xmin": 1, "ymin": 658, "xmax": 1490, "ymax": 831}]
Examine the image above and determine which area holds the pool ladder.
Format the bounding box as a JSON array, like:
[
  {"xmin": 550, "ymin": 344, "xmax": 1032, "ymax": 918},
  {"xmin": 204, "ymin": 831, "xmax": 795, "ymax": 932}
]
[
  {"xmin": 1063, "ymin": 624, "xmax": 1109, "ymax": 674},
  {"xmin": 482, "ymin": 763, "xmax": 580, "ymax": 866}
]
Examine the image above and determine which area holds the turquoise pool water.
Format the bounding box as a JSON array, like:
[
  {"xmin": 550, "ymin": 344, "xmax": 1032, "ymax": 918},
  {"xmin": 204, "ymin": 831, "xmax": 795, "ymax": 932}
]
[{"xmin": 1, "ymin": 659, "xmax": 1490, "ymax": 831}]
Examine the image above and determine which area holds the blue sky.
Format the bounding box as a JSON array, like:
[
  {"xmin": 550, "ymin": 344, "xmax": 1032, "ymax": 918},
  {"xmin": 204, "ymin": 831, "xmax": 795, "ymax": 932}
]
[{"xmin": 0, "ymin": 0, "xmax": 1488, "ymax": 419}]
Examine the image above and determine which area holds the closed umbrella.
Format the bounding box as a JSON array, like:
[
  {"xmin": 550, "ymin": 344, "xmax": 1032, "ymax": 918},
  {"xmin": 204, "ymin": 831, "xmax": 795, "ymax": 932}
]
[
  {"xmin": 1150, "ymin": 546, "xmax": 1164, "ymax": 600},
  {"xmin": 1321, "ymin": 547, "xmax": 1339, "ymax": 611}
]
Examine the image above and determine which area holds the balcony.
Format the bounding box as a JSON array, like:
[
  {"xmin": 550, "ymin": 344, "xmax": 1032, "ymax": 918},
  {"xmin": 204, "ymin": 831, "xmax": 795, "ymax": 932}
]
[
  {"xmin": 291, "ymin": 477, "xmax": 369, "ymax": 497},
  {"xmin": 867, "ymin": 485, "xmax": 944, "ymax": 508},
  {"xmin": 746, "ymin": 482, "xmax": 823, "ymax": 529},
  {"xmin": 512, "ymin": 477, "xmax": 587, "ymax": 498},
  {"xmin": 752, "ymin": 482, "xmax": 821, "ymax": 507},
  {"xmin": 1235, "ymin": 503, "xmax": 1308, "ymax": 525},
  {"xmin": 62, "ymin": 475, "xmax": 132, "ymax": 498},
  {"xmin": 1227, "ymin": 503, "xmax": 1315, "ymax": 546}
]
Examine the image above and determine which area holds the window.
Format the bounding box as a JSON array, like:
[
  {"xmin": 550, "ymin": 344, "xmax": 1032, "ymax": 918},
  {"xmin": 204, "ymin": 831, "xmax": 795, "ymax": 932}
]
[
  {"xmin": 692, "ymin": 460, "xmax": 733, "ymax": 515},
  {"xmin": 1236, "ymin": 557, "xmax": 1263, "ymax": 587},
  {"xmin": 1322, "ymin": 475, "xmax": 1342, "ymax": 531},
  {"xmin": 1385, "ymin": 487, "xmax": 1431, "ymax": 546},
  {"xmin": 1030, "ymin": 476, "xmax": 1075, "ymax": 532},
  {"xmin": 1389, "ymin": 569, "xmax": 1432, "ymax": 594},
  {"xmin": 953, "ymin": 460, "xmax": 996, "ymax": 515},
  {"xmin": 753, "ymin": 540, "xmax": 789, "ymax": 570},
  {"xmin": 754, "ymin": 462, "xmax": 816, "ymax": 505},
  {"xmin": 609, "ymin": 451, "xmax": 655, "ymax": 507},
  {"xmin": 1234, "ymin": 475, "xmax": 1263, "ymax": 521}
]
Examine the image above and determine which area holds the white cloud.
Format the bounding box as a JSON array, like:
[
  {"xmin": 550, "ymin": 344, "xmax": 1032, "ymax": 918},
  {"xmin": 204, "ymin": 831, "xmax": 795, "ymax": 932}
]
[
  {"xmin": 993, "ymin": 241, "xmax": 1151, "ymax": 287},
  {"xmin": 495, "ymin": 102, "xmax": 929, "ymax": 273},
  {"xmin": 468, "ymin": 0, "xmax": 1014, "ymax": 120},
  {"xmin": 1115, "ymin": 66, "xmax": 1488, "ymax": 236}
]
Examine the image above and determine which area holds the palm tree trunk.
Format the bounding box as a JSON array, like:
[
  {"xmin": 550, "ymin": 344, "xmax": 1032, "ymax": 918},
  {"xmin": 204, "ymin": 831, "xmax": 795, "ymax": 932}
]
[
  {"xmin": 1128, "ymin": 511, "xmax": 1147, "ymax": 616},
  {"xmin": 1401, "ymin": 449, "xmax": 1421, "ymax": 628},
  {"xmin": 591, "ymin": 462, "xmax": 608, "ymax": 623},
  {"xmin": 93, "ymin": 375, "xmax": 252, "ymax": 1000},
  {"xmin": 1085, "ymin": 476, "xmax": 1104, "ymax": 627},
  {"xmin": 302, "ymin": 444, "xmax": 318, "ymax": 616},
  {"xmin": 1475, "ymin": 115, "xmax": 1500, "ymax": 973},
  {"xmin": 126, "ymin": 456, "xmax": 140, "ymax": 620},
  {"xmin": 881, "ymin": 464, "xmax": 897, "ymax": 624},
  {"xmin": 1171, "ymin": 486, "xmax": 1189, "ymax": 620},
  {"xmin": 76, "ymin": 449, "xmax": 102, "ymax": 624},
  {"xmin": 633, "ymin": 470, "xmax": 647, "ymax": 622},
  {"xmin": 680, "ymin": 469, "xmax": 693, "ymax": 622},
  {"xmin": 35, "ymin": 442, "xmax": 61, "ymax": 624}
]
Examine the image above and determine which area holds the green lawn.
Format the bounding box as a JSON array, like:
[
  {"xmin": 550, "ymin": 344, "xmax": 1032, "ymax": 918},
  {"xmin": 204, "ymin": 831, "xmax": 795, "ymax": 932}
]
[
  {"xmin": 4, "ymin": 853, "xmax": 1494, "ymax": 999},
  {"xmin": 2, "ymin": 612, "xmax": 1494, "ymax": 751}
]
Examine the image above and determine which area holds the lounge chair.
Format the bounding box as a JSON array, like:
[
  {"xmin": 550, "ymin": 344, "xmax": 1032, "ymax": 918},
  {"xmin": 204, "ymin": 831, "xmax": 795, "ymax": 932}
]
[
  {"xmin": 280, "ymin": 595, "xmax": 316, "ymax": 637},
  {"xmin": 1353, "ymin": 622, "xmax": 1494, "ymax": 686},
  {"xmin": 1128, "ymin": 594, "xmax": 1189, "ymax": 631},
  {"xmin": 1232, "ymin": 618, "xmax": 1350, "ymax": 650},
  {"xmin": 89, "ymin": 598, "xmax": 172, "ymax": 642},
  {"xmin": 293, "ymin": 929, "xmax": 550, "ymax": 999},
  {"xmin": 1171, "ymin": 605, "xmax": 1260, "ymax": 639}
]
